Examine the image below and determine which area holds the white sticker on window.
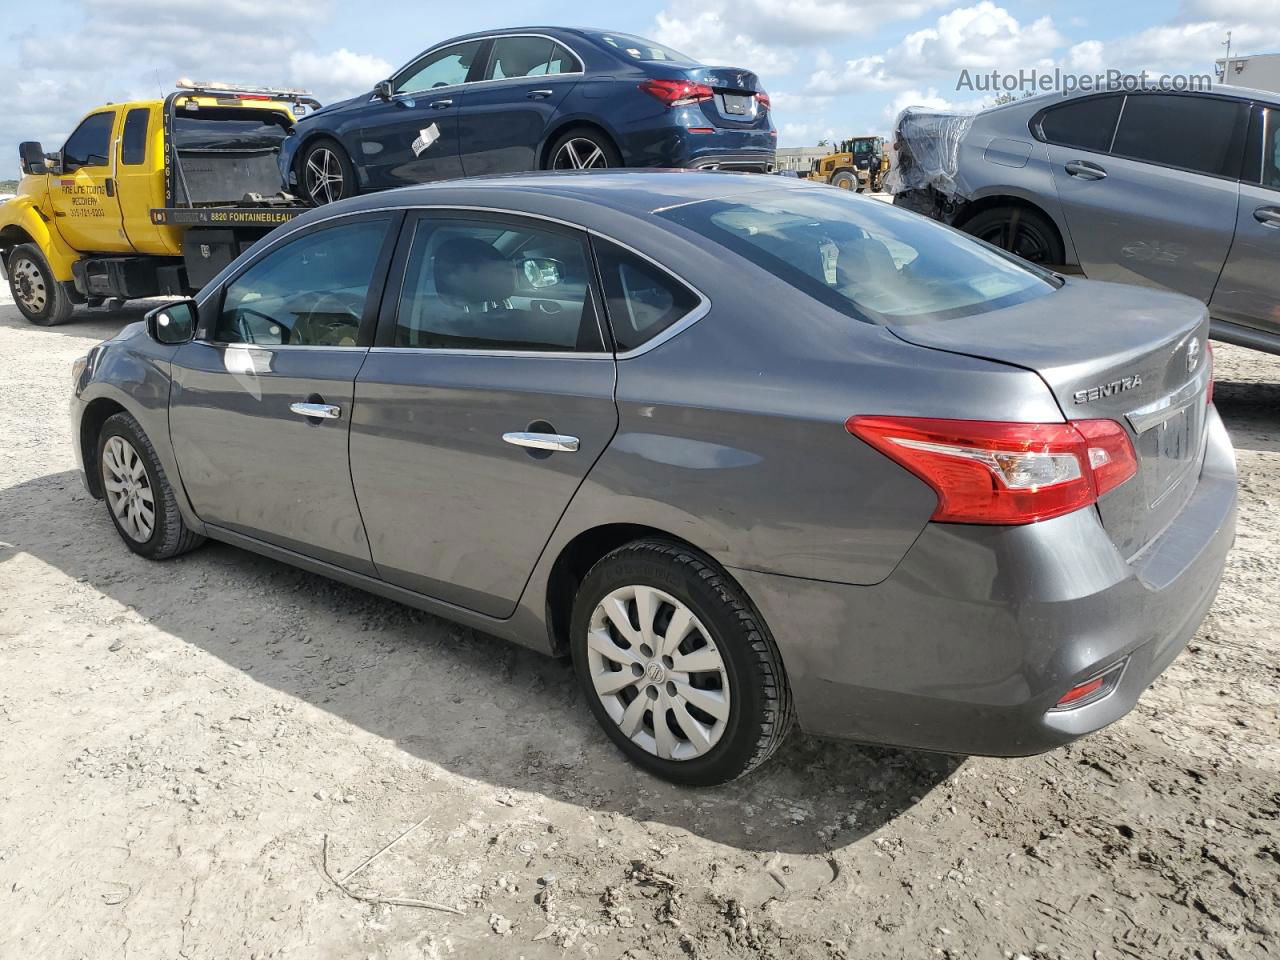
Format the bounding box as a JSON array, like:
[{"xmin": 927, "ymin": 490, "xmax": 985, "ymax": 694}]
[{"xmin": 412, "ymin": 123, "xmax": 440, "ymax": 156}]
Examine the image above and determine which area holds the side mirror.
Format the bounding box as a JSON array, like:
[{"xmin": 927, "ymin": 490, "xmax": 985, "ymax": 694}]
[
  {"xmin": 18, "ymin": 141, "xmax": 46, "ymax": 175},
  {"xmin": 521, "ymin": 257, "xmax": 563, "ymax": 289},
  {"xmin": 146, "ymin": 300, "xmax": 197, "ymax": 345},
  {"xmin": 374, "ymin": 80, "xmax": 393, "ymax": 101}
]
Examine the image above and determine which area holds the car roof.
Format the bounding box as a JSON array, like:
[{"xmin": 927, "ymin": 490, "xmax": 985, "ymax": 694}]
[
  {"xmin": 993, "ymin": 81, "xmax": 1280, "ymax": 114},
  {"xmin": 318, "ymin": 170, "xmax": 811, "ymax": 228}
]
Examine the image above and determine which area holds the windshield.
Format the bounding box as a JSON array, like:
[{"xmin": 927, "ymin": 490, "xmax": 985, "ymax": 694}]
[
  {"xmin": 658, "ymin": 189, "xmax": 1056, "ymax": 324},
  {"xmin": 173, "ymin": 113, "xmax": 291, "ymax": 151},
  {"xmin": 591, "ymin": 32, "xmax": 695, "ymax": 62}
]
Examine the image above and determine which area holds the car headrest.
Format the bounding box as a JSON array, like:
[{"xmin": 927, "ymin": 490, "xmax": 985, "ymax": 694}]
[{"xmin": 434, "ymin": 237, "xmax": 517, "ymax": 305}]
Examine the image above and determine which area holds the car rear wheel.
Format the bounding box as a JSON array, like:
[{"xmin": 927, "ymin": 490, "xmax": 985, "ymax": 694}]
[
  {"xmin": 7, "ymin": 244, "xmax": 74, "ymax": 326},
  {"xmin": 547, "ymin": 128, "xmax": 620, "ymax": 171},
  {"xmin": 962, "ymin": 206, "xmax": 1065, "ymax": 266},
  {"xmin": 98, "ymin": 412, "xmax": 204, "ymax": 560},
  {"xmin": 831, "ymin": 170, "xmax": 858, "ymax": 191},
  {"xmin": 300, "ymin": 139, "xmax": 356, "ymax": 205},
  {"xmin": 570, "ymin": 539, "xmax": 793, "ymax": 785}
]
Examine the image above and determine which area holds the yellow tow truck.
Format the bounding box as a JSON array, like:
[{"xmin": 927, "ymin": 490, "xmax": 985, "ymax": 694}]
[{"xmin": 0, "ymin": 82, "xmax": 318, "ymax": 325}]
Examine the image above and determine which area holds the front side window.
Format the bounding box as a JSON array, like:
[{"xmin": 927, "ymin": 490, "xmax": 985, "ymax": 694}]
[
  {"xmin": 659, "ymin": 189, "xmax": 1055, "ymax": 324},
  {"xmin": 1037, "ymin": 95, "xmax": 1123, "ymax": 153},
  {"xmin": 393, "ymin": 217, "xmax": 603, "ymax": 352},
  {"xmin": 395, "ymin": 41, "xmax": 484, "ymax": 94},
  {"xmin": 63, "ymin": 112, "xmax": 115, "ymax": 170},
  {"xmin": 121, "ymin": 108, "xmax": 149, "ymax": 165},
  {"xmin": 485, "ymin": 37, "xmax": 579, "ymax": 80},
  {"xmin": 594, "ymin": 240, "xmax": 702, "ymax": 352},
  {"xmin": 213, "ymin": 217, "xmax": 390, "ymax": 346},
  {"xmin": 1111, "ymin": 94, "xmax": 1249, "ymax": 177}
]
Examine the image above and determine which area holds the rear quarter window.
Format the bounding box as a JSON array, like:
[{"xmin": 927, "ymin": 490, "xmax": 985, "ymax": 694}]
[{"xmin": 593, "ymin": 239, "xmax": 702, "ymax": 352}]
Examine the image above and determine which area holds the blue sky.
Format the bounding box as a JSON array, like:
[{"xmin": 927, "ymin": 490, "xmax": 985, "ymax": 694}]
[{"xmin": 2, "ymin": 0, "xmax": 1275, "ymax": 173}]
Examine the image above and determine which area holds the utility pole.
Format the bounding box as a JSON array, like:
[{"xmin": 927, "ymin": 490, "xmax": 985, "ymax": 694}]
[{"xmin": 1221, "ymin": 30, "xmax": 1232, "ymax": 83}]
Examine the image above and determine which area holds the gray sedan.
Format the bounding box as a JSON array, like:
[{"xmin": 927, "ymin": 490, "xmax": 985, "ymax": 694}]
[
  {"xmin": 70, "ymin": 172, "xmax": 1236, "ymax": 784},
  {"xmin": 892, "ymin": 85, "xmax": 1280, "ymax": 356}
]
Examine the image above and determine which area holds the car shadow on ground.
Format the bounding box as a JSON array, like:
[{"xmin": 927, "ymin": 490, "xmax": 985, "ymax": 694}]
[
  {"xmin": 1213, "ymin": 377, "xmax": 1280, "ymax": 454},
  {"xmin": 1, "ymin": 468, "xmax": 962, "ymax": 855}
]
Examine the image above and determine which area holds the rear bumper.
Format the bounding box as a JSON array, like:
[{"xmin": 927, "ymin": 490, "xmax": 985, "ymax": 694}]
[
  {"xmin": 733, "ymin": 407, "xmax": 1237, "ymax": 756},
  {"xmin": 687, "ymin": 152, "xmax": 776, "ymax": 173}
]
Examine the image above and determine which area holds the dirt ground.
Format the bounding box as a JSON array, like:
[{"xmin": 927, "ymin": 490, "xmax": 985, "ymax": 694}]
[{"xmin": 1, "ymin": 289, "xmax": 1277, "ymax": 960}]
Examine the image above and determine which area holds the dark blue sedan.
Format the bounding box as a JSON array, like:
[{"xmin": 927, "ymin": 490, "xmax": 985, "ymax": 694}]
[{"xmin": 279, "ymin": 27, "xmax": 776, "ymax": 203}]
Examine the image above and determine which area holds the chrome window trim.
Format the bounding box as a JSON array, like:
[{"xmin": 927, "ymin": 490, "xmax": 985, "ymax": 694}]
[
  {"xmin": 197, "ymin": 203, "xmax": 712, "ymax": 359},
  {"xmin": 370, "ymin": 347, "xmax": 612, "ymax": 360},
  {"xmin": 378, "ymin": 33, "xmax": 585, "ymax": 102}
]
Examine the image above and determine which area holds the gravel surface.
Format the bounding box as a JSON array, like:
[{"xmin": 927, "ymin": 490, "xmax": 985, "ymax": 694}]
[{"xmin": 1, "ymin": 292, "xmax": 1277, "ymax": 960}]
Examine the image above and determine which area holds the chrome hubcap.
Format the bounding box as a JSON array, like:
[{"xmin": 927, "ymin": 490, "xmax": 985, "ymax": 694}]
[
  {"xmin": 305, "ymin": 148, "xmax": 345, "ymax": 204},
  {"xmin": 102, "ymin": 436, "xmax": 155, "ymax": 543},
  {"xmin": 586, "ymin": 585, "xmax": 730, "ymax": 761},
  {"xmin": 12, "ymin": 258, "xmax": 46, "ymax": 312},
  {"xmin": 553, "ymin": 138, "xmax": 608, "ymax": 170}
]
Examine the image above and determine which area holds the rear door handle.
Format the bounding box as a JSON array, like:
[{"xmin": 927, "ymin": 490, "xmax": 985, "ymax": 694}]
[
  {"xmin": 503, "ymin": 432, "xmax": 579, "ymax": 452},
  {"xmin": 1064, "ymin": 160, "xmax": 1107, "ymax": 180},
  {"xmin": 527, "ymin": 89, "xmax": 554, "ymax": 100},
  {"xmin": 430, "ymin": 99, "xmax": 453, "ymax": 109},
  {"xmin": 290, "ymin": 402, "xmax": 342, "ymax": 420},
  {"xmin": 1253, "ymin": 206, "xmax": 1280, "ymax": 227}
]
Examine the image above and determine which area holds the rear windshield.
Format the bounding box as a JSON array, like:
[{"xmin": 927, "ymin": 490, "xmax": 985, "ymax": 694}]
[
  {"xmin": 590, "ymin": 32, "xmax": 694, "ymax": 63},
  {"xmin": 173, "ymin": 113, "xmax": 291, "ymax": 151},
  {"xmin": 657, "ymin": 189, "xmax": 1056, "ymax": 324}
]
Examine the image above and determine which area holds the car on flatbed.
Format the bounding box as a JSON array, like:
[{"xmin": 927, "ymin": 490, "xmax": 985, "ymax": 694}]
[{"xmin": 0, "ymin": 83, "xmax": 317, "ymax": 325}]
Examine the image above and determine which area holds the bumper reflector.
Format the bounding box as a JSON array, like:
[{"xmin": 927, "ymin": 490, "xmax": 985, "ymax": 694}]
[{"xmin": 1052, "ymin": 661, "xmax": 1126, "ymax": 710}]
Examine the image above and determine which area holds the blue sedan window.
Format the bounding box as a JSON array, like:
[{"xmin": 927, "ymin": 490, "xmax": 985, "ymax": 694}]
[
  {"xmin": 659, "ymin": 189, "xmax": 1055, "ymax": 324},
  {"xmin": 486, "ymin": 37, "xmax": 579, "ymax": 79}
]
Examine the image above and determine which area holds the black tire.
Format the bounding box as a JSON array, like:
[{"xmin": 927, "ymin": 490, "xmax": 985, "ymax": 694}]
[
  {"xmin": 545, "ymin": 127, "xmax": 622, "ymax": 171},
  {"xmin": 831, "ymin": 170, "xmax": 857, "ymax": 191},
  {"xmin": 570, "ymin": 539, "xmax": 793, "ymax": 786},
  {"xmin": 7, "ymin": 243, "xmax": 75, "ymax": 326},
  {"xmin": 961, "ymin": 205, "xmax": 1065, "ymax": 266},
  {"xmin": 97, "ymin": 412, "xmax": 204, "ymax": 560},
  {"xmin": 299, "ymin": 138, "xmax": 357, "ymax": 205}
]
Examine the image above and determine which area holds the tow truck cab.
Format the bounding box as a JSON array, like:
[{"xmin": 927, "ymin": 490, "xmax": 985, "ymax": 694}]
[{"xmin": 1, "ymin": 84, "xmax": 317, "ymax": 323}]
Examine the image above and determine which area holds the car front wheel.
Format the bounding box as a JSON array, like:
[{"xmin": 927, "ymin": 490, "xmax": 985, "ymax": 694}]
[
  {"xmin": 7, "ymin": 244, "xmax": 74, "ymax": 326},
  {"xmin": 300, "ymin": 138, "xmax": 356, "ymax": 205},
  {"xmin": 98, "ymin": 412, "xmax": 204, "ymax": 560},
  {"xmin": 570, "ymin": 539, "xmax": 793, "ymax": 785}
]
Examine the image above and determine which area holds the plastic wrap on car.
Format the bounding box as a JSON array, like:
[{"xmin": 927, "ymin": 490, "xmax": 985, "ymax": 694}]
[{"xmin": 884, "ymin": 107, "xmax": 977, "ymax": 198}]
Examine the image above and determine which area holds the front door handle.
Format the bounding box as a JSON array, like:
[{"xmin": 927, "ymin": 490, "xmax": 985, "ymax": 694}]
[
  {"xmin": 430, "ymin": 99, "xmax": 453, "ymax": 109},
  {"xmin": 1064, "ymin": 160, "xmax": 1107, "ymax": 181},
  {"xmin": 503, "ymin": 432, "xmax": 579, "ymax": 452},
  {"xmin": 527, "ymin": 89, "xmax": 554, "ymax": 100},
  {"xmin": 104, "ymin": 178, "xmax": 115, "ymax": 197},
  {"xmin": 1254, "ymin": 206, "xmax": 1280, "ymax": 228},
  {"xmin": 290, "ymin": 401, "xmax": 342, "ymax": 420}
]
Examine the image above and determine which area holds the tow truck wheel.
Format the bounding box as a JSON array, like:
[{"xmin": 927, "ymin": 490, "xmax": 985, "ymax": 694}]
[
  {"xmin": 300, "ymin": 139, "xmax": 356, "ymax": 205},
  {"xmin": 8, "ymin": 244, "xmax": 75, "ymax": 326}
]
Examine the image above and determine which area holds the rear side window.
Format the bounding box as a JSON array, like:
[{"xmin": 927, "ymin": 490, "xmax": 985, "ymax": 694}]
[
  {"xmin": 121, "ymin": 108, "xmax": 149, "ymax": 165},
  {"xmin": 486, "ymin": 37, "xmax": 580, "ymax": 79},
  {"xmin": 1037, "ymin": 95, "xmax": 1122, "ymax": 153},
  {"xmin": 1111, "ymin": 94, "xmax": 1249, "ymax": 177},
  {"xmin": 594, "ymin": 240, "xmax": 702, "ymax": 352},
  {"xmin": 62, "ymin": 112, "xmax": 114, "ymax": 170},
  {"xmin": 392, "ymin": 217, "xmax": 603, "ymax": 352},
  {"xmin": 214, "ymin": 217, "xmax": 390, "ymax": 346}
]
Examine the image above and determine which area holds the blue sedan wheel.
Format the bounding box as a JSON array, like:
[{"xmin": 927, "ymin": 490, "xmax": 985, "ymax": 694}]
[{"xmin": 548, "ymin": 129, "xmax": 621, "ymax": 171}]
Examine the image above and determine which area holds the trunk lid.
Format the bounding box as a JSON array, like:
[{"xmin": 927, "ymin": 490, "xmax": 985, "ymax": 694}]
[
  {"xmin": 887, "ymin": 279, "xmax": 1212, "ymax": 558},
  {"xmin": 682, "ymin": 66, "xmax": 769, "ymax": 130}
]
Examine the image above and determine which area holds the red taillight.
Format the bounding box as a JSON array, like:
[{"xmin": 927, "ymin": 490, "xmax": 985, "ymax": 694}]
[
  {"xmin": 1206, "ymin": 341, "xmax": 1215, "ymax": 406},
  {"xmin": 846, "ymin": 416, "xmax": 1138, "ymax": 525},
  {"xmin": 639, "ymin": 78, "xmax": 714, "ymax": 107},
  {"xmin": 755, "ymin": 89, "xmax": 771, "ymax": 111}
]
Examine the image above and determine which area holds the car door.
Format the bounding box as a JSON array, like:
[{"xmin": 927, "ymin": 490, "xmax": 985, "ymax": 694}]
[
  {"xmin": 1210, "ymin": 102, "xmax": 1280, "ymax": 334},
  {"xmin": 458, "ymin": 35, "xmax": 583, "ymax": 176},
  {"xmin": 357, "ymin": 40, "xmax": 485, "ymax": 188},
  {"xmin": 1043, "ymin": 92, "xmax": 1247, "ymax": 301},
  {"xmin": 49, "ymin": 108, "xmax": 133, "ymax": 253},
  {"xmin": 168, "ymin": 212, "xmax": 400, "ymax": 574},
  {"xmin": 349, "ymin": 210, "xmax": 617, "ymax": 617}
]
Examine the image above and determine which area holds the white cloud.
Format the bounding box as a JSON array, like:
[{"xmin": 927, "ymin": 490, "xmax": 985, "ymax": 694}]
[
  {"xmin": 289, "ymin": 50, "xmax": 395, "ymax": 102},
  {"xmin": 654, "ymin": 10, "xmax": 797, "ymax": 75},
  {"xmin": 806, "ymin": 2, "xmax": 1064, "ymax": 94}
]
